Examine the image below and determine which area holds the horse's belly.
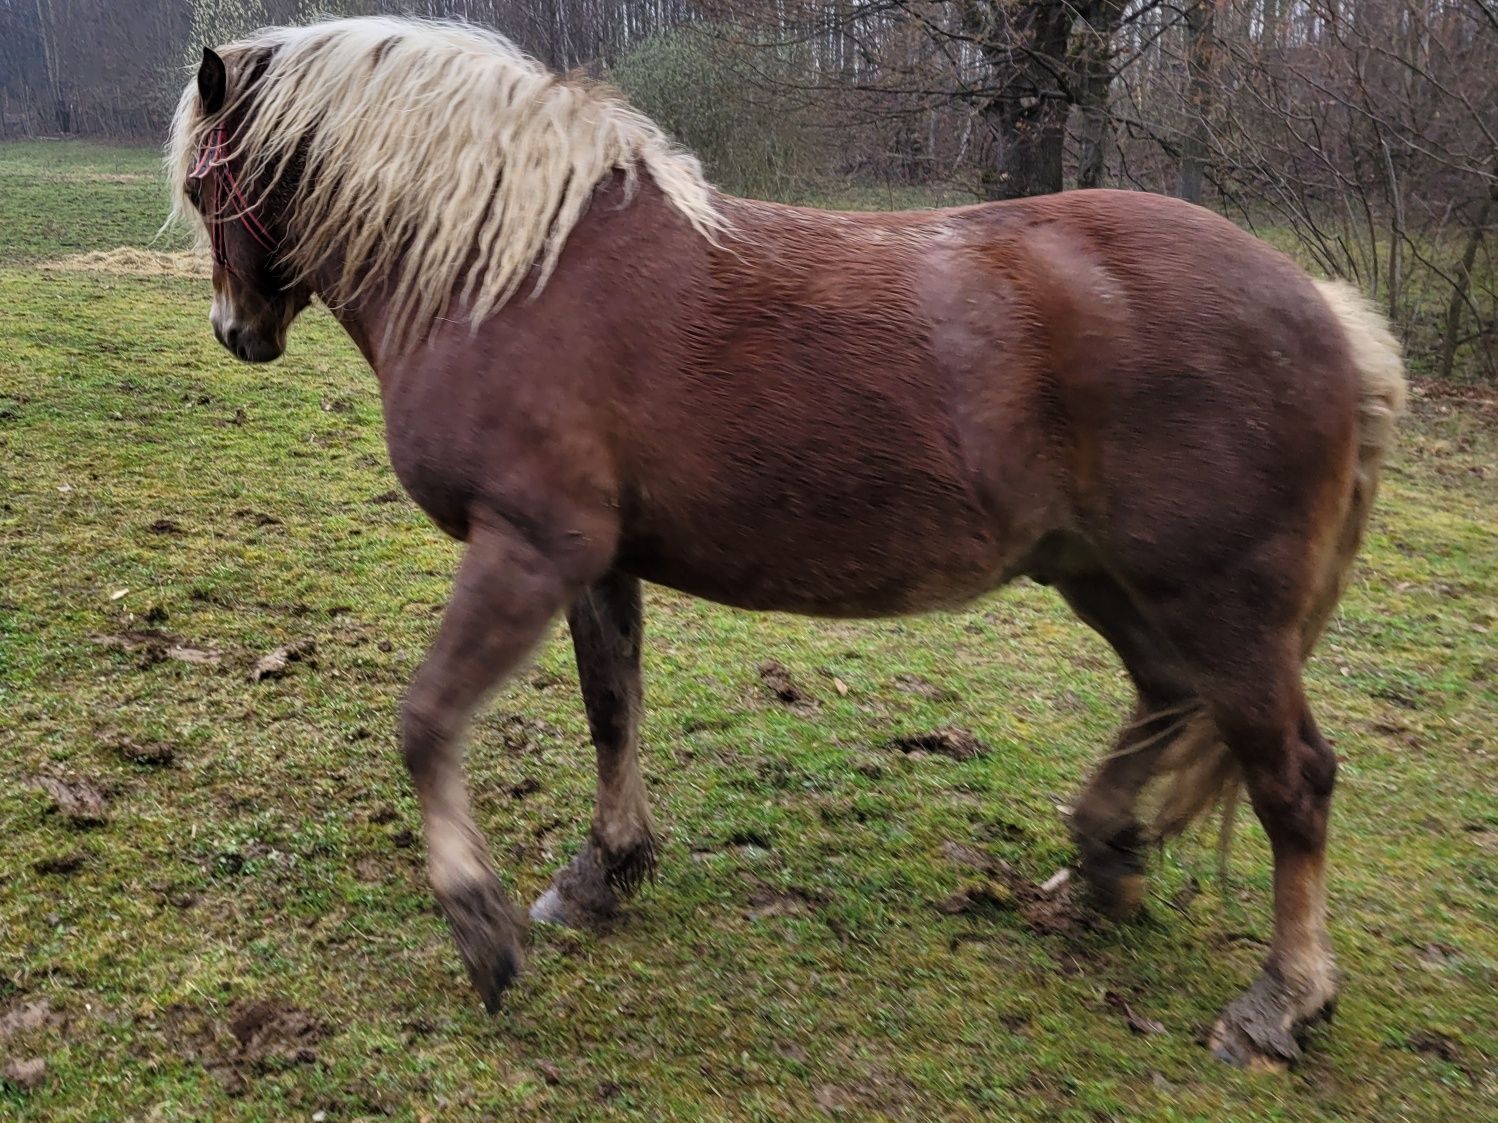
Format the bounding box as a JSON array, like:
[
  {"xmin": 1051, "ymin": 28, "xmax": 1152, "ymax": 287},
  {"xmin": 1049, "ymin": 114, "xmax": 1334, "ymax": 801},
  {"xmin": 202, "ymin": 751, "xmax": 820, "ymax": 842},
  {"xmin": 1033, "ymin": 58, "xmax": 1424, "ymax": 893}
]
[{"xmin": 614, "ymin": 494, "xmax": 1032, "ymax": 617}]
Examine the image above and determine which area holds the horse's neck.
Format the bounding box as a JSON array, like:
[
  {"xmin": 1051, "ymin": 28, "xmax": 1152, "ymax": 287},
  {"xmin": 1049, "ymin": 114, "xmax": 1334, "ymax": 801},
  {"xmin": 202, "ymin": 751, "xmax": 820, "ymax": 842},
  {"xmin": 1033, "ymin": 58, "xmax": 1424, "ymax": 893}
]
[{"xmin": 312, "ymin": 171, "xmax": 697, "ymax": 379}]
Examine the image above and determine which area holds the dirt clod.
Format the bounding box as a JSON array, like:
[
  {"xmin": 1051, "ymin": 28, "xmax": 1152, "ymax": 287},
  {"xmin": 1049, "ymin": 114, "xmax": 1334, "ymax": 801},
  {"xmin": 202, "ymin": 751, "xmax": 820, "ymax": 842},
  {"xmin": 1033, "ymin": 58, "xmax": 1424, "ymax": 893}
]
[
  {"xmin": 147, "ymin": 518, "xmax": 183, "ymax": 535},
  {"xmin": 1, "ymin": 1057, "xmax": 46, "ymax": 1091},
  {"xmin": 537, "ymin": 1060, "xmax": 562, "ymax": 1085},
  {"xmin": 0, "ymin": 999, "xmax": 57, "ymax": 1040},
  {"xmin": 936, "ymin": 881, "xmax": 1014, "ymax": 915},
  {"xmin": 249, "ymin": 639, "xmax": 316, "ymax": 683},
  {"xmin": 1105, "ymin": 991, "xmax": 1166, "ymax": 1035},
  {"xmin": 33, "ymin": 776, "xmax": 108, "ymax": 825},
  {"xmin": 111, "ymin": 735, "xmax": 176, "ymax": 766},
  {"xmin": 887, "ymin": 727, "xmax": 991, "ymax": 761},
  {"xmin": 1406, "ymin": 1029, "xmax": 1462, "ymax": 1063}
]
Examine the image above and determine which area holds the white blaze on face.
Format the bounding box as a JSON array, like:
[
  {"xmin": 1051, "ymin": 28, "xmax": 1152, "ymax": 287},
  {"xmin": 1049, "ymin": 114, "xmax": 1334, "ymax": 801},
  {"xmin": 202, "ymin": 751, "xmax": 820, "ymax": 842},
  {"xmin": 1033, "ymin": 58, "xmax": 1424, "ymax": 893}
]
[{"xmin": 209, "ymin": 286, "xmax": 235, "ymax": 342}]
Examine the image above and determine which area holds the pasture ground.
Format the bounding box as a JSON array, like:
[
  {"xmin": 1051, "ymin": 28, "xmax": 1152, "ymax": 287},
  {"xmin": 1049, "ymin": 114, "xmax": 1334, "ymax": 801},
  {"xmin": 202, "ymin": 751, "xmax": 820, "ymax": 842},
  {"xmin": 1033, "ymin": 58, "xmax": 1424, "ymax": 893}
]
[{"xmin": 1, "ymin": 142, "xmax": 1495, "ymax": 1121}]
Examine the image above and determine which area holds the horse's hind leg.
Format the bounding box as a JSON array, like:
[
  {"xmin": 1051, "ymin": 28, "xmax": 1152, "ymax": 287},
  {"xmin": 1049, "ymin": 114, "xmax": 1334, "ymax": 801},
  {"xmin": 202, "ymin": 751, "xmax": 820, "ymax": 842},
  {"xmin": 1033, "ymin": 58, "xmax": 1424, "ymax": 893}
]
[
  {"xmin": 532, "ymin": 570, "xmax": 658, "ymax": 928},
  {"xmin": 1054, "ymin": 568, "xmax": 1196, "ymax": 918},
  {"xmin": 402, "ymin": 520, "xmax": 571, "ymax": 1011},
  {"xmin": 1129, "ymin": 576, "xmax": 1339, "ymax": 1068},
  {"xmin": 1201, "ymin": 669, "xmax": 1339, "ymax": 1069}
]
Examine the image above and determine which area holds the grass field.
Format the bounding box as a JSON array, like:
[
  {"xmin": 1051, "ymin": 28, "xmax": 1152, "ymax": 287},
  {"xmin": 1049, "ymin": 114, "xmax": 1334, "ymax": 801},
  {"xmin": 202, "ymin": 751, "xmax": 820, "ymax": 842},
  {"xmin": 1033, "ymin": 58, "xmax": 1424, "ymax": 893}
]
[{"xmin": 1, "ymin": 141, "xmax": 1495, "ymax": 1121}]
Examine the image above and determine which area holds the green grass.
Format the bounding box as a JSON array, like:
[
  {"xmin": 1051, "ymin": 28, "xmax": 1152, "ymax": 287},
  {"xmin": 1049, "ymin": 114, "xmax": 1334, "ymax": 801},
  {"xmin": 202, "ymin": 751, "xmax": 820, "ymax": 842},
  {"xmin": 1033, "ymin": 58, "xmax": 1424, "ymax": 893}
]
[{"xmin": 1, "ymin": 144, "xmax": 1494, "ymax": 1121}]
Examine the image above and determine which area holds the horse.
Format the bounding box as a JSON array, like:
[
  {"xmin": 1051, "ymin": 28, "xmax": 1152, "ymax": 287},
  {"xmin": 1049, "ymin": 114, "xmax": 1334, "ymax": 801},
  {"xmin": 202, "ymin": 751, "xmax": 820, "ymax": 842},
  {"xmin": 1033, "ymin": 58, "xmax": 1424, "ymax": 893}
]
[{"xmin": 167, "ymin": 16, "xmax": 1405, "ymax": 1069}]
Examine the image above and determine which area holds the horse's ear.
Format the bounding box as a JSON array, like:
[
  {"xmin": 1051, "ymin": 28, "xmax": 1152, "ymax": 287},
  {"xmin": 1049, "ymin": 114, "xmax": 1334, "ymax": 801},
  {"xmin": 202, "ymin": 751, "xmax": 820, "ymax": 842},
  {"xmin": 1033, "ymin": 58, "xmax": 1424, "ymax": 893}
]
[{"xmin": 198, "ymin": 48, "xmax": 228, "ymax": 115}]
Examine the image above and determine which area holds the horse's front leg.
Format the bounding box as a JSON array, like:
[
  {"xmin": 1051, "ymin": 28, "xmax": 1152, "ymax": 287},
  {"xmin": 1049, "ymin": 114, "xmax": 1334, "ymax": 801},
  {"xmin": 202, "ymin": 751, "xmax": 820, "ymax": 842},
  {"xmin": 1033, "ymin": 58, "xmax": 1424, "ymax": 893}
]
[
  {"xmin": 532, "ymin": 570, "xmax": 658, "ymax": 928},
  {"xmin": 402, "ymin": 519, "xmax": 570, "ymax": 1011}
]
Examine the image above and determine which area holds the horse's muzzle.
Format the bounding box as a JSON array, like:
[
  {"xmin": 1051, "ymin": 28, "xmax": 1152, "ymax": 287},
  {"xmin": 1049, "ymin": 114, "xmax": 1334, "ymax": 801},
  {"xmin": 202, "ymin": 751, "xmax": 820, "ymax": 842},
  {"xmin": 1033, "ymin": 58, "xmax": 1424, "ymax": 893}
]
[{"xmin": 215, "ymin": 322, "xmax": 284, "ymax": 363}]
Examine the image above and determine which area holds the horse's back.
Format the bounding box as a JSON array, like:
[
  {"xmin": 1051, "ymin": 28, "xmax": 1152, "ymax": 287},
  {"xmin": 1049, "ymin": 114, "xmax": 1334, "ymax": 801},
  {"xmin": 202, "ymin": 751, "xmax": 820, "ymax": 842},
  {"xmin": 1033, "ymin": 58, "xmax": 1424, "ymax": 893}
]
[{"xmin": 637, "ymin": 189, "xmax": 1360, "ymax": 605}]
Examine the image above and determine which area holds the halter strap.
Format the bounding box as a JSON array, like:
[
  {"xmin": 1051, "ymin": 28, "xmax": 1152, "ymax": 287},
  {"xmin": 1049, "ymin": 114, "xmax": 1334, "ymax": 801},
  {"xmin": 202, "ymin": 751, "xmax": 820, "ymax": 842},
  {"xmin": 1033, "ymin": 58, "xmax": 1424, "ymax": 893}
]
[{"xmin": 190, "ymin": 125, "xmax": 280, "ymax": 274}]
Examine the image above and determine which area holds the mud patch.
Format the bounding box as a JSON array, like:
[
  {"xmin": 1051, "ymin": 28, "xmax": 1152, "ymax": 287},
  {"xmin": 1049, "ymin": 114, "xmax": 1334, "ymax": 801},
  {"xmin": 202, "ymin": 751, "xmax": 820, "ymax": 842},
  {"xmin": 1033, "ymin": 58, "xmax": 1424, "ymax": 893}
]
[
  {"xmin": 892, "ymin": 673, "xmax": 959, "ymax": 702},
  {"xmin": 887, "ymin": 727, "xmax": 991, "ymax": 761},
  {"xmin": 32, "ymin": 776, "xmax": 108, "ymax": 825},
  {"xmin": 157, "ymin": 999, "xmax": 326, "ymax": 1095},
  {"xmin": 939, "ymin": 840, "xmax": 995, "ymax": 871},
  {"xmin": 44, "ymin": 248, "xmax": 209, "ymax": 277},
  {"xmin": 229, "ymin": 1000, "xmax": 324, "ymax": 1063},
  {"xmin": 935, "ymin": 881, "xmax": 1014, "ymax": 916},
  {"xmin": 33, "ymin": 852, "xmax": 86, "ymax": 875},
  {"xmin": 746, "ymin": 885, "xmax": 817, "ymax": 920},
  {"xmin": 933, "ymin": 850, "xmax": 1092, "ymax": 937},
  {"xmin": 234, "ymin": 508, "xmax": 283, "ymax": 527},
  {"xmin": 1, "ymin": 997, "xmax": 58, "ymax": 1092},
  {"xmin": 91, "ymin": 629, "xmax": 222, "ymax": 667},
  {"xmin": 757, "ymin": 660, "xmax": 818, "ymax": 711}
]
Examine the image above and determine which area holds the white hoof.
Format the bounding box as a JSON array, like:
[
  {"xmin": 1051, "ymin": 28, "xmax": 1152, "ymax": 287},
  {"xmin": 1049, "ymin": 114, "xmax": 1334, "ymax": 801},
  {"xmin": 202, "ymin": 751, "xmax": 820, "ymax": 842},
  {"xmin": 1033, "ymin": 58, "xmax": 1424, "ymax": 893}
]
[{"xmin": 529, "ymin": 885, "xmax": 571, "ymax": 926}]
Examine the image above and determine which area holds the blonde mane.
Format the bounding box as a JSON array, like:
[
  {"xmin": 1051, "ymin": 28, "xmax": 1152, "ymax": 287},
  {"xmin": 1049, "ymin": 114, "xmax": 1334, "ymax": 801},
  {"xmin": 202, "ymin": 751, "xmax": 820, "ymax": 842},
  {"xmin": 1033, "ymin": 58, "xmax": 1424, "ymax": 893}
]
[{"xmin": 166, "ymin": 16, "xmax": 723, "ymax": 351}]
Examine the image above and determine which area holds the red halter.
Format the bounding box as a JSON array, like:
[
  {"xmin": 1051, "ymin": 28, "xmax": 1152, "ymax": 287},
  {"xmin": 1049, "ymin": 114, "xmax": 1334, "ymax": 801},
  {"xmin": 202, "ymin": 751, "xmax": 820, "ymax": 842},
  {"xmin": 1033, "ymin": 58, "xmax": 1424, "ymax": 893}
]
[{"xmin": 188, "ymin": 125, "xmax": 279, "ymax": 275}]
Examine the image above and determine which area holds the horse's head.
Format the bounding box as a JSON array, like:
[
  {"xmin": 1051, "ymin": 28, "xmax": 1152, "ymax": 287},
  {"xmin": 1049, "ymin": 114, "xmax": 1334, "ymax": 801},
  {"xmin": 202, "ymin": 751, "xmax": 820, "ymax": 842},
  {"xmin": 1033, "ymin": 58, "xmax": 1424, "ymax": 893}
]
[{"xmin": 180, "ymin": 48, "xmax": 310, "ymax": 363}]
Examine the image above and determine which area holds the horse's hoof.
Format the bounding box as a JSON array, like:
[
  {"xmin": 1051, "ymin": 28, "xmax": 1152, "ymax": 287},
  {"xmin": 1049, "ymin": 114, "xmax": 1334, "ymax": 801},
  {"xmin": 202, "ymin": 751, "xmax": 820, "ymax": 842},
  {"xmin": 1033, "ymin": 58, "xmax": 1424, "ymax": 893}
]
[
  {"xmin": 1206, "ymin": 970, "xmax": 1331, "ymax": 1071},
  {"xmin": 437, "ymin": 879, "xmax": 527, "ymax": 1013},
  {"xmin": 1072, "ymin": 821, "xmax": 1149, "ymax": 921},
  {"xmin": 530, "ymin": 883, "xmax": 605, "ymax": 928},
  {"xmin": 530, "ymin": 843, "xmax": 621, "ymax": 930},
  {"xmin": 1088, "ymin": 871, "xmax": 1147, "ymax": 921}
]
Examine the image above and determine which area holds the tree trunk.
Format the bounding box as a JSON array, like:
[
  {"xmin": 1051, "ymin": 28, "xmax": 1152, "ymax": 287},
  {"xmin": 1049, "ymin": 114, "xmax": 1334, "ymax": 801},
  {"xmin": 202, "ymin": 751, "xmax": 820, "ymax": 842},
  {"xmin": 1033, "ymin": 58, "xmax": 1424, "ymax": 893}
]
[
  {"xmin": 1180, "ymin": 0, "xmax": 1217, "ymax": 204},
  {"xmin": 962, "ymin": 0, "xmax": 1075, "ymax": 200},
  {"xmin": 1072, "ymin": 0, "xmax": 1125, "ymax": 190},
  {"xmin": 979, "ymin": 93, "xmax": 1067, "ymax": 200},
  {"xmin": 1438, "ymin": 167, "xmax": 1497, "ymax": 381}
]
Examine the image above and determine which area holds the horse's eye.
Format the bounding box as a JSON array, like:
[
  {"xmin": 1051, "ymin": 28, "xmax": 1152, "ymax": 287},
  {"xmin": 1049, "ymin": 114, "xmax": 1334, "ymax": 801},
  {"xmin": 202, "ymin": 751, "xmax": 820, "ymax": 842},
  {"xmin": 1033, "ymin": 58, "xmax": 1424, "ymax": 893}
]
[{"xmin": 186, "ymin": 179, "xmax": 203, "ymax": 206}]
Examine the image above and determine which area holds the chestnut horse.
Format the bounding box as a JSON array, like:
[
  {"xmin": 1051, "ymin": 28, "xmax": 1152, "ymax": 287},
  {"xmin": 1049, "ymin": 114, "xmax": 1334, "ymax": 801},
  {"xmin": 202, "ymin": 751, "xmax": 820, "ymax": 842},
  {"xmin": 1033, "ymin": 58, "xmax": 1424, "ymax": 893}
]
[{"xmin": 168, "ymin": 17, "xmax": 1405, "ymax": 1068}]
